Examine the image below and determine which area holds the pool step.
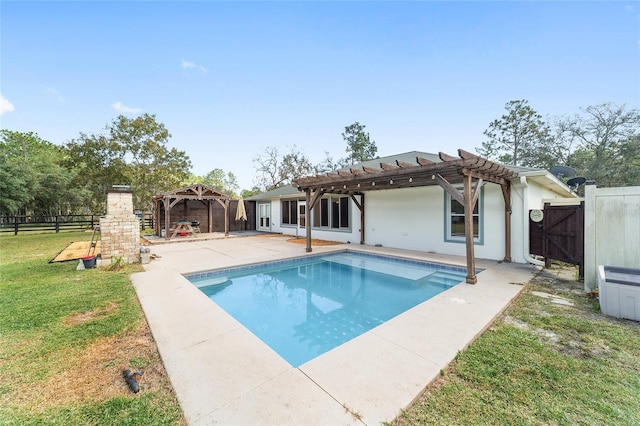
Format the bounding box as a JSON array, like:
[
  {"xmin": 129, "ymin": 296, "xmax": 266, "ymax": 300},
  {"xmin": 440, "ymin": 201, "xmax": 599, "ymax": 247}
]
[
  {"xmin": 322, "ymin": 255, "xmax": 439, "ymax": 281},
  {"xmin": 417, "ymin": 271, "xmax": 466, "ymax": 287}
]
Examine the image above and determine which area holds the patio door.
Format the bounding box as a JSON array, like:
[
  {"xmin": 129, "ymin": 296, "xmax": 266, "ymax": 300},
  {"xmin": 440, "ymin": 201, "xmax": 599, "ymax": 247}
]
[
  {"xmin": 296, "ymin": 202, "xmax": 307, "ymax": 238},
  {"xmin": 258, "ymin": 203, "xmax": 271, "ymax": 231}
]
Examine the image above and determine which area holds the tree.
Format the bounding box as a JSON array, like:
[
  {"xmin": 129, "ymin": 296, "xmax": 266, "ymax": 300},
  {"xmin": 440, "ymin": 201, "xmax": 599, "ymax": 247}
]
[
  {"xmin": 342, "ymin": 122, "xmax": 377, "ymax": 165},
  {"xmin": 240, "ymin": 187, "xmax": 262, "ymax": 198},
  {"xmin": 64, "ymin": 114, "xmax": 192, "ymax": 212},
  {"xmin": 64, "ymin": 132, "xmax": 129, "ymax": 213},
  {"xmin": 109, "ymin": 114, "xmax": 191, "ymax": 211},
  {"xmin": 194, "ymin": 168, "xmax": 240, "ymax": 197},
  {"xmin": 315, "ymin": 151, "xmax": 346, "ymax": 174},
  {"xmin": 0, "ymin": 153, "xmax": 31, "ymax": 215},
  {"xmin": 252, "ymin": 145, "xmax": 314, "ymax": 191},
  {"xmin": 478, "ymin": 100, "xmax": 551, "ymax": 167},
  {"xmin": 0, "ymin": 130, "xmax": 85, "ymax": 215},
  {"xmin": 253, "ymin": 146, "xmax": 281, "ymax": 191},
  {"xmin": 564, "ymin": 103, "xmax": 640, "ymax": 187}
]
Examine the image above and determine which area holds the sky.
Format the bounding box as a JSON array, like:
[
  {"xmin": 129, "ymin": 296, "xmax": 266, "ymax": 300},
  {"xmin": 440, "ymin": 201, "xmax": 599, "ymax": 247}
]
[{"xmin": 1, "ymin": 1, "xmax": 639, "ymax": 191}]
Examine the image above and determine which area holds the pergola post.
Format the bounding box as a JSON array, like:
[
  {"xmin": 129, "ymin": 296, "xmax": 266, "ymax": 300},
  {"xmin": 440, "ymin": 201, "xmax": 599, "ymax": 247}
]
[
  {"xmin": 305, "ymin": 189, "xmax": 312, "ymax": 252},
  {"xmin": 207, "ymin": 200, "xmax": 213, "ymax": 233},
  {"xmin": 502, "ymin": 181, "xmax": 512, "ymax": 262},
  {"xmin": 224, "ymin": 199, "xmax": 229, "ymax": 236},
  {"xmin": 350, "ymin": 193, "xmax": 365, "ymax": 244},
  {"xmin": 463, "ymin": 174, "xmax": 477, "ymax": 284},
  {"xmin": 163, "ymin": 198, "xmax": 171, "ymax": 240}
]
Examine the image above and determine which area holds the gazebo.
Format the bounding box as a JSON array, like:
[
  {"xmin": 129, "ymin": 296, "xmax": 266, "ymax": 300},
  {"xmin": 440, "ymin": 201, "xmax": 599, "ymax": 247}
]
[
  {"xmin": 292, "ymin": 149, "xmax": 517, "ymax": 284},
  {"xmin": 152, "ymin": 184, "xmax": 233, "ymax": 240}
]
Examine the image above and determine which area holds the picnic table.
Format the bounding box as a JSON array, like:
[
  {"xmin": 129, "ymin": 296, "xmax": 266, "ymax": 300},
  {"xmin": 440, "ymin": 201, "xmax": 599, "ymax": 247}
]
[{"xmin": 171, "ymin": 221, "xmax": 194, "ymax": 238}]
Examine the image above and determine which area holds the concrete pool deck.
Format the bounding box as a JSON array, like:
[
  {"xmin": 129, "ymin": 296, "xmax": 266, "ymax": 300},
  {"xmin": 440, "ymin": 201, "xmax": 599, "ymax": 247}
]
[{"xmin": 131, "ymin": 235, "xmax": 538, "ymax": 425}]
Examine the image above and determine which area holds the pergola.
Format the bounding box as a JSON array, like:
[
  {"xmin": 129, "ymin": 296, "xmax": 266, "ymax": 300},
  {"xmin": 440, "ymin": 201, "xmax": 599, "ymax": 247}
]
[
  {"xmin": 152, "ymin": 183, "xmax": 232, "ymax": 240},
  {"xmin": 292, "ymin": 149, "xmax": 518, "ymax": 284}
]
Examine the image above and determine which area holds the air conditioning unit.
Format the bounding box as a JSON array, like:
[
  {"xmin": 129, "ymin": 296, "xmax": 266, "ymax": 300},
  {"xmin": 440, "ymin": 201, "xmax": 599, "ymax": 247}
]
[{"xmin": 597, "ymin": 265, "xmax": 640, "ymax": 321}]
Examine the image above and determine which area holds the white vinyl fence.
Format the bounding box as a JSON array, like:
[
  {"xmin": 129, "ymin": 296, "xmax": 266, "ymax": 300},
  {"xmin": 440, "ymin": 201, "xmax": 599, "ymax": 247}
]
[{"xmin": 584, "ymin": 184, "xmax": 640, "ymax": 290}]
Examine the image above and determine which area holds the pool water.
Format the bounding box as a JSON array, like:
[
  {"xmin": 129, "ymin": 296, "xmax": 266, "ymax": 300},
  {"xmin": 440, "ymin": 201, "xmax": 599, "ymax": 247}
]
[{"xmin": 186, "ymin": 251, "xmax": 467, "ymax": 367}]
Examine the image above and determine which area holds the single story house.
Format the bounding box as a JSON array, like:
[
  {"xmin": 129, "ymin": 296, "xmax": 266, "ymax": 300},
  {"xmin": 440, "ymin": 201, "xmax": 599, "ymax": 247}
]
[{"xmin": 247, "ymin": 150, "xmax": 579, "ymax": 282}]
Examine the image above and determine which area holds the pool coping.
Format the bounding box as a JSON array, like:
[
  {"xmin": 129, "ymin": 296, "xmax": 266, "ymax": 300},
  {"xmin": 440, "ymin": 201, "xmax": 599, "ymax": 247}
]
[{"xmin": 131, "ymin": 236, "xmax": 538, "ymax": 425}]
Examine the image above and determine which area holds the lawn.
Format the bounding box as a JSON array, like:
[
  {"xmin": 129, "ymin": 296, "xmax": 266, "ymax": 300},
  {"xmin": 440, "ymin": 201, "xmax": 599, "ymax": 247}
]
[
  {"xmin": 0, "ymin": 232, "xmax": 184, "ymax": 425},
  {"xmin": 2, "ymin": 233, "xmax": 639, "ymax": 425},
  {"xmin": 392, "ymin": 266, "xmax": 640, "ymax": 425}
]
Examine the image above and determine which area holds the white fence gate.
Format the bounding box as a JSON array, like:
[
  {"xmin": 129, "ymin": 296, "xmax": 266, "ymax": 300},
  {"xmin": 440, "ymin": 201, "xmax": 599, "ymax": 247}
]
[{"xmin": 584, "ymin": 184, "xmax": 640, "ymax": 290}]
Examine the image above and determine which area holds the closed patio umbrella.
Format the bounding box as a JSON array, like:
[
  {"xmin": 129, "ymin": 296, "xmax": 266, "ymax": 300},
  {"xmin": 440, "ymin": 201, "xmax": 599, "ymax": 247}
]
[{"xmin": 235, "ymin": 197, "xmax": 247, "ymax": 230}]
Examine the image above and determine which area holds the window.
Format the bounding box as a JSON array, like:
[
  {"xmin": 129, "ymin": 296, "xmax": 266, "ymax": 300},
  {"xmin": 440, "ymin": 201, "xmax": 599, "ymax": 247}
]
[
  {"xmin": 312, "ymin": 196, "xmax": 350, "ymax": 229},
  {"xmin": 281, "ymin": 200, "xmax": 298, "ymax": 226},
  {"xmin": 299, "ymin": 204, "xmax": 306, "ymax": 227},
  {"xmin": 445, "ymin": 188, "xmax": 483, "ymax": 243}
]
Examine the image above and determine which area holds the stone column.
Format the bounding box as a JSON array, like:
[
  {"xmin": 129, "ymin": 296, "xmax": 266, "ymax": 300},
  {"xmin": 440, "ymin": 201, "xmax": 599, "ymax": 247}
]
[{"xmin": 100, "ymin": 189, "xmax": 141, "ymax": 264}]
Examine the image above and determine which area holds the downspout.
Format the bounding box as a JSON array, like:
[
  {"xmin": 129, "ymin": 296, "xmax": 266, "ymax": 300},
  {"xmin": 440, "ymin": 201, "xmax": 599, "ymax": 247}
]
[{"xmin": 516, "ymin": 176, "xmax": 545, "ymax": 267}]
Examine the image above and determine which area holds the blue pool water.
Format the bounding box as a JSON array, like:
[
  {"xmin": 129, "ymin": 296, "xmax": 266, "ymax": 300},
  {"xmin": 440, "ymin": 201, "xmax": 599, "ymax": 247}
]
[{"xmin": 186, "ymin": 251, "xmax": 467, "ymax": 367}]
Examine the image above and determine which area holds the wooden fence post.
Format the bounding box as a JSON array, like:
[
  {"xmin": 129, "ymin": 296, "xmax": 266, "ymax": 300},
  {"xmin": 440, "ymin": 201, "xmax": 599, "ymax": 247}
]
[{"xmin": 14, "ymin": 217, "xmax": 18, "ymax": 235}]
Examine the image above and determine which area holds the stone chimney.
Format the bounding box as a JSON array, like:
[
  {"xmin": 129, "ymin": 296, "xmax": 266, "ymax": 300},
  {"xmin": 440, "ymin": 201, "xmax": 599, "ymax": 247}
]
[{"xmin": 100, "ymin": 187, "xmax": 140, "ymax": 264}]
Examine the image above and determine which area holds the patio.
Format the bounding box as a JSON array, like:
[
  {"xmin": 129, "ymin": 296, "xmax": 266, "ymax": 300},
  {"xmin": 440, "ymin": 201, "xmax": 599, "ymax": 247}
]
[{"xmin": 131, "ymin": 235, "xmax": 537, "ymax": 425}]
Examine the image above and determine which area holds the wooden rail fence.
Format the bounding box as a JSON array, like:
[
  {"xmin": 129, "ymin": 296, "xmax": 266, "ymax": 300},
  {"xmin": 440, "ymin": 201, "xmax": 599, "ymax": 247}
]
[{"xmin": 0, "ymin": 214, "xmax": 154, "ymax": 235}]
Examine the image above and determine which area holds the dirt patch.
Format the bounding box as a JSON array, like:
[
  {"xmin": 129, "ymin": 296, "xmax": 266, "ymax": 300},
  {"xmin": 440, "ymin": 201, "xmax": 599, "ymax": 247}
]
[
  {"xmin": 286, "ymin": 238, "xmax": 343, "ymax": 246},
  {"xmin": 10, "ymin": 322, "xmax": 174, "ymax": 412},
  {"xmin": 64, "ymin": 302, "xmax": 119, "ymax": 326}
]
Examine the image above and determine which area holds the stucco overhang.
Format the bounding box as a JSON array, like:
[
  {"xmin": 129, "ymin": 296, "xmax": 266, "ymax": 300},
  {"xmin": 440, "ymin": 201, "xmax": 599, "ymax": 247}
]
[{"xmin": 516, "ymin": 171, "xmax": 580, "ymax": 198}]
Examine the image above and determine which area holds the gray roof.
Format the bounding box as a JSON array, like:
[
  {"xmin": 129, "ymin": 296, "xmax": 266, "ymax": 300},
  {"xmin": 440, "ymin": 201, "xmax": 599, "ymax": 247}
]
[
  {"xmin": 245, "ymin": 184, "xmax": 301, "ymax": 200},
  {"xmin": 248, "ymin": 151, "xmax": 550, "ymax": 200},
  {"xmin": 337, "ymin": 151, "xmax": 442, "ymax": 171}
]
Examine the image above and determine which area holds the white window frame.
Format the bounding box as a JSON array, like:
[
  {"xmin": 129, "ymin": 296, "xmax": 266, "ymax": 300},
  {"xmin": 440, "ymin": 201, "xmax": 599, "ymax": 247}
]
[
  {"xmin": 312, "ymin": 195, "xmax": 350, "ymax": 230},
  {"xmin": 444, "ymin": 187, "xmax": 484, "ymax": 244}
]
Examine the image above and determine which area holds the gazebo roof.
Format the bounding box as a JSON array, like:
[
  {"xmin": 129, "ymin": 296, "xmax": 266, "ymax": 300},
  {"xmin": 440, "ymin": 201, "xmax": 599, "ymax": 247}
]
[{"xmin": 152, "ymin": 183, "xmax": 232, "ymax": 201}]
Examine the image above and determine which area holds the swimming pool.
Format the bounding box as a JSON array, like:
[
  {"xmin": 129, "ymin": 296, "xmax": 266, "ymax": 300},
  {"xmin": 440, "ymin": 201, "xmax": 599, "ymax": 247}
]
[{"xmin": 186, "ymin": 251, "xmax": 468, "ymax": 367}]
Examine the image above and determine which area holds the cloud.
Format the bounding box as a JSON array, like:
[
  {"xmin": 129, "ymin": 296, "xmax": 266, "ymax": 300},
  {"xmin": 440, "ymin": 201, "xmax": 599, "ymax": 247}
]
[
  {"xmin": 181, "ymin": 59, "xmax": 207, "ymax": 73},
  {"xmin": 112, "ymin": 101, "xmax": 142, "ymax": 114},
  {"xmin": 45, "ymin": 88, "xmax": 65, "ymax": 102},
  {"xmin": 0, "ymin": 93, "xmax": 15, "ymax": 115},
  {"xmin": 181, "ymin": 60, "xmax": 196, "ymax": 69}
]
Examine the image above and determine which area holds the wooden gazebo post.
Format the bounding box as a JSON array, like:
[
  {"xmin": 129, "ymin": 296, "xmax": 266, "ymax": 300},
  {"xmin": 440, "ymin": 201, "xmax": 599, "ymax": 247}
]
[
  {"xmin": 163, "ymin": 198, "xmax": 171, "ymax": 240},
  {"xmin": 224, "ymin": 199, "xmax": 229, "ymax": 236}
]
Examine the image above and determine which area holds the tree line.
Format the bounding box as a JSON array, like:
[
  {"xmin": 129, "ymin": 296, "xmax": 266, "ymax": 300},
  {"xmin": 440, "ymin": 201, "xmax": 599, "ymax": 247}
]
[
  {"xmin": 478, "ymin": 101, "xmax": 640, "ymax": 188},
  {"xmin": 1, "ymin": 102, "xmax": 637, "ymax": 216},
  {"xmin": 0, "ymin": 117, "xmax": 377, "ymax": 216}
]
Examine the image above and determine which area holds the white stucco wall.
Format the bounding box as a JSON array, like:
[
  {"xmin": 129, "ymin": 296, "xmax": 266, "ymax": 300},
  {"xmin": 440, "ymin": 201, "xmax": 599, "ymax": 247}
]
[
  {"xmin": 584, "ymin": 185, "xmax": 640, "ymax": 290},
  {"xmin": 510, "ymin": 176, "xmax": 580, "ymax": 264},
  {"xmin": 365, "ymin": 185, "xmax": 507, "ymax": 260},
  {"xmin": 261, "ymin": 175, "xmax": 576, "ymax": 264}
]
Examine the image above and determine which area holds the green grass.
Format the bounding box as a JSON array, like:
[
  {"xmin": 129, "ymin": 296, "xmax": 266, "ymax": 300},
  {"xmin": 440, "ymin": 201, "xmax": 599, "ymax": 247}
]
[
  {"xmin": 0, "ymin": 232, "xmax": 184, "ymax": 425},
  {"xmin": 392, "ymin": 267, "xmax": 640, "ymax": 425},
  {"xmin": 4, "ymin": 233, "xmax": 639, "ymax": 425}
]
